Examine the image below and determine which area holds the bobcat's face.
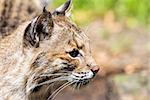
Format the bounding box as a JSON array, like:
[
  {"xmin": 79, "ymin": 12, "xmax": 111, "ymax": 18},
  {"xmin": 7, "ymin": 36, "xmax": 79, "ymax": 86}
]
[{"xmin": 24, "ymin": 0, "xmax": 99, "ymax": 99}]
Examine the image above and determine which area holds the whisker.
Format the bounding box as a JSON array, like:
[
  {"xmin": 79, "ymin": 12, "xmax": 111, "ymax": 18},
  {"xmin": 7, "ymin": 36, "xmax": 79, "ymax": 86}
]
[
  {"xmin": 72, "ymin": 82, "xmax": 76, "ymax": 92},
  {"xmin": 27, "ymin": 76, "xmax": 68, "ymax": 93},
  {"xmin": 47, "ymin": 81, "xmax": 75, "ymax": 100},
  {"xmin": 70, "ymin": 82, "xmax": 75, "ymax": 92},
  {"xmin": 47, "ymin": 82, "xmax": 70, "ymax": 100},
  {"xmin": 76, "ymin": 82, "xmax": 79, "ymax": 89},
  {"xmin": 39, "ymin": 73, "xmax": 69, "ymax": 77},
  {"xmin": 74, "ymin": 83, "xmax": 77, "ymax": 91},
  {"xmin": 77, "ymin": 82, "xmax": 81, "ymax": 90}
]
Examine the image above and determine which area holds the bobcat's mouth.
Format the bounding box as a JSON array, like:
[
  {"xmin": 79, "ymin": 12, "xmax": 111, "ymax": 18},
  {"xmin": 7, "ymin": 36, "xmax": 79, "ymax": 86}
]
[
  {"xmin": 70, "ymin": 71, "xmax": 94, "ymax": 80},
  {"xmin": 68, "ymin": 71, "xmax": 94, "ymax": 88},
  {"xmin": 70, "ymin": 79, "xmax": 90, "ymax": 89}
]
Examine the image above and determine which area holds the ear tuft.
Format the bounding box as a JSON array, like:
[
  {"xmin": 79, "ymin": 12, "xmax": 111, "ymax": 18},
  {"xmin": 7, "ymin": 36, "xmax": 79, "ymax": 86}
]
[
  {"xmin": 53, "ymin": 0, "xmax": 72, "ymax": 16},
  {"xmin": 43, "ymin": 6, "xmax": 48, "ymax": 13}
]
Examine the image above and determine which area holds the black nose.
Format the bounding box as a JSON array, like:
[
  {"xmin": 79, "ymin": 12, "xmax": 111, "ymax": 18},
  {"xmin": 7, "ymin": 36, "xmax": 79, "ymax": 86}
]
[{"xmin": 91, "ymin": 66, "xmax": 99, "ymax": 75}]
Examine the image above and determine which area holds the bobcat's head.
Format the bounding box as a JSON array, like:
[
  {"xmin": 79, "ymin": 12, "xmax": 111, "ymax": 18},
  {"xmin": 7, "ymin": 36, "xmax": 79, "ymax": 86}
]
[{"xmin": 23, "ymin": 0, "xmax": 99, "ymax": 99}]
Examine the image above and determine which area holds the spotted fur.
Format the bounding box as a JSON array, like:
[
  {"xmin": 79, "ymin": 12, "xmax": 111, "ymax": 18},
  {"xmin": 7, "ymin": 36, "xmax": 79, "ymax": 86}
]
[{"xmin": 0, "ymin": 0, "xmax": 99, "ymax": 100}]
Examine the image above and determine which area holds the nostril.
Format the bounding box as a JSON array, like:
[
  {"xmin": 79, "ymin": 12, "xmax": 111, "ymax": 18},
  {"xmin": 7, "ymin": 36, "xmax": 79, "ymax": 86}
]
[{"xmin": 91, "ymin": 66, "xmax": 99, "ymax": 75}]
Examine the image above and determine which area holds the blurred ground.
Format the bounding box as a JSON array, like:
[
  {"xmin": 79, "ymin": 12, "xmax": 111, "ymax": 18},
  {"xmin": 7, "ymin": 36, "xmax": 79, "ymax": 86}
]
[{"xmin": 87, "ymin": 18, "xmax": 150, "ymax": 100}]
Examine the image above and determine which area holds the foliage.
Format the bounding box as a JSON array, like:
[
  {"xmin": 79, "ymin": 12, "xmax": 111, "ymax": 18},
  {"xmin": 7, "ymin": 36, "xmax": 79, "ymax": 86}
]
[{"xmin": 52, "ymin": 0, "xmax": 150, "ymax": 25}]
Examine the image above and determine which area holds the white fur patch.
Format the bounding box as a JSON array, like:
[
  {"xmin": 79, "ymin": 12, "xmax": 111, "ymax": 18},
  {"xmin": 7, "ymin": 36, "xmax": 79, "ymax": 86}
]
[{"xmin": 69, "ymin": 70, "xmax": 94, "ymax": 81}]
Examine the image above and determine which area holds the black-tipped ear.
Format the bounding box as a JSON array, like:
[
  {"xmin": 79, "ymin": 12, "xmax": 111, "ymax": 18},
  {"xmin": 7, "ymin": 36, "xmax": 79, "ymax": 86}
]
[
  {"xmin": 23, "ymin": 9, "xmax": 54, "ymax": 48},
  {"xmin": 53, "ymin": 0, "xmax": 72, "ymax": 15},
  {"xmin": 43, "ymin": 6, "xmax": 48, "ymax": 13}
]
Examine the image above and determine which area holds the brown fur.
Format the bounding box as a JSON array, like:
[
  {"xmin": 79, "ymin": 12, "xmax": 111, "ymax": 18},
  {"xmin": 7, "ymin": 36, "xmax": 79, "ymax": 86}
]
[
  {"xmin": 0, "ymin": 0, "xmax": 44, "ymax": 37},
  {"xmin": 0, "ymin": 0, "xmax": 99, "ymax": 100}
]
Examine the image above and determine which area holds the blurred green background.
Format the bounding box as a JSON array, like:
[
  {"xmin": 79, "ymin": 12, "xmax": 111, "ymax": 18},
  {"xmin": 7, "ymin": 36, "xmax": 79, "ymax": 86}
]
[{"xmin": 53, "ymin": 0, "xmax": 150, "ymax": 27}]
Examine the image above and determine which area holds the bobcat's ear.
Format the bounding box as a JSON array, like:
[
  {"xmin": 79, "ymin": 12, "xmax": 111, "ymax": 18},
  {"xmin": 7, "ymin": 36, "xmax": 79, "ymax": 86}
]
[
  {"xmin": 24, "ymin": 7, "xmax": 54, "ymax": 48},
  {"xmin": 53, "ymin": 0, "xmax": 72, "ymax": 16}
]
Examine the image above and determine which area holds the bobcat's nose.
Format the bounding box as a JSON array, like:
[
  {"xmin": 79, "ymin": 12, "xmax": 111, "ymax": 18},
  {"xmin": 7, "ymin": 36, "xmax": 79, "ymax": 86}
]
[{"xmin": 91, "ymin": 66, "xmax": 99, "ymax": 75}]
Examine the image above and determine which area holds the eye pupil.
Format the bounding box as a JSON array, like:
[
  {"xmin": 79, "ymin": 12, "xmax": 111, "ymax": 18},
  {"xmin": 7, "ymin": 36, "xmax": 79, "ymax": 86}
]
[{"xmin": 69, "ymin": 49, "xmax": 79, "ymax": 57}]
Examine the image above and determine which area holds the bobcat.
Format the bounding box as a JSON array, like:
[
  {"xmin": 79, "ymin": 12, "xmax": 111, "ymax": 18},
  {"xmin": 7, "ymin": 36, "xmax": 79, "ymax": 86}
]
[{"xmin": 0, "ymin": 0, "xmax": 99, "ymax": 100}]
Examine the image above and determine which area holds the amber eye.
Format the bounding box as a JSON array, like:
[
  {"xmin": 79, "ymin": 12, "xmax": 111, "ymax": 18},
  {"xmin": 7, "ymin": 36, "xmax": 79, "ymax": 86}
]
[{"xmin": 68, "ymin": 49, "xmax": 80, "ymax": 58}]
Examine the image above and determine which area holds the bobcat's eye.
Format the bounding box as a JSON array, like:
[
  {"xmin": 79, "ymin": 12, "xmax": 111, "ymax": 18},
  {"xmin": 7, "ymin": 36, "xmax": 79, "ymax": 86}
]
[{"xmin": 68, "ymin": 49, "xmax": 80, "ymax": 58}]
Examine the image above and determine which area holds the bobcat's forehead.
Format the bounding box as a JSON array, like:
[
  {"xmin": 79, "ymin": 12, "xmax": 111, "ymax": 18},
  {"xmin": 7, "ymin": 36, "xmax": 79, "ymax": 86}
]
[
  {"xmin": 50, "ymin": 16, "xmax": 90, "ymax": 53},
  {"xmin": 53, "ymin": 16, "xmax": 81, "ymax": 33}
]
